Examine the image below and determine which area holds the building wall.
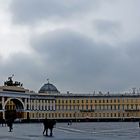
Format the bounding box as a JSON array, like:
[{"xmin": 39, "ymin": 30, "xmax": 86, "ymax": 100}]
[
  {"xmin": 0, "ymin": 94, "xmax": 140, "ymax": 121},
  {"xmin": 28, "ymin": 98, "xmax": 55, "ymax": 120},
  {"xmin": 54, "ymin": 95, "xmax": 140, "ymax": 120}
]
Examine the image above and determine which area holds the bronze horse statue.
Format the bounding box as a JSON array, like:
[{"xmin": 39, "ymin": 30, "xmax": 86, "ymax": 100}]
[{"xmin": 4, "ymin": 76, "xmax": 23, "ymax": 87}]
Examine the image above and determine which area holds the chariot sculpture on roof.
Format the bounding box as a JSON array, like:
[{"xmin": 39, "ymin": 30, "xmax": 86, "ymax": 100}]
[{"xmin": 4, "ymin": 74, "xmax": 23, "ymax": 87}]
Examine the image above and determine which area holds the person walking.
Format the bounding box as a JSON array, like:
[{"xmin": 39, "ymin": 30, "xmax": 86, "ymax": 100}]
[
  {"xmin": 48, "ymin": 119, "xmax": 56, "ymax": 136},
  {"xmin": 7, "ymin": 118, "xmax": 14, "ymax": 132},
  {"xmin": 1, "ymin": 119, "xmax": 6, "ymax": 127},
  {"xmin": 43, "ymin": 118, "xmax": 49, "ymax": 136}
]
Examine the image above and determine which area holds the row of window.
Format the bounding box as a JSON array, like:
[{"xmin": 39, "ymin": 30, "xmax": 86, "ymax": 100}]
[
  {"xmin": 30, "ymin": 112, "xmax": 139, "ymax": 119},
  {"xmin": 56, "ymin": 104, "xmax": 140, "ymax": 111},
  {"xmin": 30, "ymin": 105, "xmax": 55, "ymax": 111},
  {"xmin": 30, "ymin": 100, "xmax": 54, "ymax": 104},
  {"xmin": 56, "ymin": 98, "xmax": 140, "ymax": 104},
  {"xmin": 4, "ymin": 103, "xmax": 140, "ymax": 111},
  {"xmin": 94, "ymin": 104, "xmax": 139, "ymax": 110}
]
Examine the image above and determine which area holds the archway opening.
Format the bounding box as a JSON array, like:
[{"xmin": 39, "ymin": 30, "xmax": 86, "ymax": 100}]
[{"xmin": 5, "ymin": 99, "xmax": 24, "ymax": 120}]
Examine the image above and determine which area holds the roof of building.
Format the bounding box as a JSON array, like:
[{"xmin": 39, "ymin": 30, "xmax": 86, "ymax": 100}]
[{"xmin": 39, "ymin": 82, "xmax": 60, "ymax": 94}]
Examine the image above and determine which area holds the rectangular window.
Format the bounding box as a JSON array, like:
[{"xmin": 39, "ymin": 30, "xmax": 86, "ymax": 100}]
[
  {"xmin": 90, "ymin": 105, "xmax": 92, "ymax": 110},
  {"xmin": 55, "ymin": 113, "xmax": 57, "ymax": 118}
]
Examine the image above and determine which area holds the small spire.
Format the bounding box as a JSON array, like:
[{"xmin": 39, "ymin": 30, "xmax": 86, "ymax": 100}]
[{"xmin": 47, "ymin": 78, "xmax": 49, "ymax": 83}]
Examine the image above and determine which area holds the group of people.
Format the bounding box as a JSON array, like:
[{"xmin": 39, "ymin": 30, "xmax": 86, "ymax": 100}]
[
  {"xmin": 43, "ymin": 118, "xmax": 56, "ymax": 136},
  {"xmin": 0, "ymin": 119, "xmax": 6, "ymax": 127},
  {"xmin": 1, "ymin": 118, "xmax": 140, "ymax": 136},
  {"xmin": 1, "ymin": 117, "xmax": 56, "ymax": 136}
]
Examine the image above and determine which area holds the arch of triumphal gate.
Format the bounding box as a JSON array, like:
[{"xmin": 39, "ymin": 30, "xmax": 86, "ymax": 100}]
[
  {"xmin": 0, "ymin": 76, "xmax": 55, "ymax": 121},
  {"xmin": 0, "ymin": 89, "xmax": 30, "ymax": 120},
  {"xmin": 0, "ymin": 87, "xmax": 55, "ymax": 120}
]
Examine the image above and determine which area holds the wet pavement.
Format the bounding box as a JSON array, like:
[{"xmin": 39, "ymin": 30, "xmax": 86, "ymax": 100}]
[{"xmin": 0, "ymin": 122, "xmax": 140, "ymax": 140}]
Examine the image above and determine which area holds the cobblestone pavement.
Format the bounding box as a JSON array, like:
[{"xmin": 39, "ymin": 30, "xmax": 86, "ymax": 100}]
[{"xmin": 0, "ymin": 122, "xmax": 140, "ymax": 140}]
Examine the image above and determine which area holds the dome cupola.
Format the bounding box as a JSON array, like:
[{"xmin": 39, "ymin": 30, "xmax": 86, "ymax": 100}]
[{"xmin": 39, "ymin": 79, "xmax": 60, "ymax": 94}]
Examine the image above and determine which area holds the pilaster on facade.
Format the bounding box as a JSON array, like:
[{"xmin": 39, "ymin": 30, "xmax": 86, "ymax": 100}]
[
  {"xmin": 24, "ymin": 98, "xmax": 27, "ymax": 110},
  {"xmin": 2, "ymin": 97, "xmax": 5, "ymax": 110}
]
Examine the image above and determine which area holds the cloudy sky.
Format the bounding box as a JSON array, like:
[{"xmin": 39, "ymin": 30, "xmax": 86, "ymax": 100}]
[{"xmin": 0, "ymin": 0, "xmax": 140, "ymax": 93}]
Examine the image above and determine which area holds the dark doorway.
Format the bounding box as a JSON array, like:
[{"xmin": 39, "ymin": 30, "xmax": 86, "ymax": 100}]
[{"xmin": 4, "ymin": 99, "xmax": 24, "ymax": 120}]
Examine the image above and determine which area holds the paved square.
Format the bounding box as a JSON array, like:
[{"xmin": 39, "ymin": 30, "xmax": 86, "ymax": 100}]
[{"xmin": 0, "ymin": 122, "xmax": 140, "ymax": 140}]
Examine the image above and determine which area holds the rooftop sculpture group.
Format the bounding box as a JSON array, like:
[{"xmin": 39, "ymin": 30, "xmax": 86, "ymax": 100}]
[{"xmin": 4, "ymin": 75, "xmax": 23, "ymax": 87}]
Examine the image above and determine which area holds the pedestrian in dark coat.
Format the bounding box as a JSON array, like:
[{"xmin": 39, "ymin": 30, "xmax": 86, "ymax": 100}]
[
  {"xmin": 0, "ymin": 118, "xmax": 6, "ymax": 127},
  {"xmin": 43, "ymin": 118, "xmax": 56, "ymax": 136},
  {"xmin": 7, "ymin": 118, "xmax": 13, "ymax": 132},
  {"xmin": 48, "ymin": 119, "xmax": 56, "ymax": 136},
  {"xmin": 43, "ymin": 118, "xmax": 49, "ymax": 136}
]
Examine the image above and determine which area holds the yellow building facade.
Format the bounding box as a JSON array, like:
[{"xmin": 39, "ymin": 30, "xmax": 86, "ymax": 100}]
[
  {"xmin": 54, "ymin": 95, "xmax": 140, "ymax": 121},
  {"xmin": 0, "ymin": 77, "xmax": 140, "ymax": 122}
]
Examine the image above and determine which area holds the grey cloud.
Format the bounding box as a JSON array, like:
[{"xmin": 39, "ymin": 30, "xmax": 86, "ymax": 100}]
[
  {"xmin": 32, "ymin": 30, "xmax": 134, "ymax": 92},
  {"xmin": 10, "ymin": 0, "xmax": 98, "ymax": 24},
  {"xmin": 33, "ymin": 30, "xmax": 116, "ymax": 73},
  {"xmin": 1, "ymin": 31, "xmax": 140, "ymax": 93},
  {"xmin": 125, "ymin": 40, "xmax": 140, "ymax": 60},
  {"xmin": 94, "ymin": 19, "xmax": 121, "ymax": 37}
]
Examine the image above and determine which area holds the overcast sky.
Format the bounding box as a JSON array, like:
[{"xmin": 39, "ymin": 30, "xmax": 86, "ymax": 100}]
[{"xmin": 0, "ymin": 0, "xmax": 140, "ymax": 93}]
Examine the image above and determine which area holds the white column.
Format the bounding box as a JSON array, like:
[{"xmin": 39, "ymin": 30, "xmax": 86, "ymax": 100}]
[
  {"xmin": 28, "ymin": 98, "xmax": 31, "ymax": 110},
  {"xmin": 47, "ymin": 100, "xmax": 48, "ymax": 111},
  {"xmin": 35, "ymin": 100, "xmax": 37, "ymax": 110},
  {"xmin": 40, "ymin": 100, "xmax": 42, "ymax": 111},
  {"xmin": 24, "ymin": 99, "xmax": 27, "ymax": 110},
  {"xmin": 37, "ymin": 100, "xmax": 39, "ymax": 110},
  {"xmin": 30, "ymin": 99, "xmax": 32, "ymax": 110},
  {"xmin": 53, "ymin": 100, "xmax": 55, "ymax": 111},
  {"xmin": 50, "ymin": 100, "xmax": 52, "ymax": 111},
  {"xmin": 2, "ymin": 97, "xmax": 5, "ymax": 119},
  {"xmin": 2, "ymin": 97, "xmax": 5, "ymax": 110},
  {"xmin": 34, "ymin": 100, "xmax": 35, "ymax": 110},
  {"xmin": 43, "ymin": 100, "xmax": 45, "ymax": 110}
]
